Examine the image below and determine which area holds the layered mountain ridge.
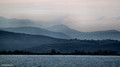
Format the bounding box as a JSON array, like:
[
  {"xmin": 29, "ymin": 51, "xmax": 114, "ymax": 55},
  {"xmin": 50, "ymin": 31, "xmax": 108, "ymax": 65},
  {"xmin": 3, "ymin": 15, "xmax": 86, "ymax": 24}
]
[{"xmin": 0, "ymin": 16, "xmax": 120, "ymax": 53}]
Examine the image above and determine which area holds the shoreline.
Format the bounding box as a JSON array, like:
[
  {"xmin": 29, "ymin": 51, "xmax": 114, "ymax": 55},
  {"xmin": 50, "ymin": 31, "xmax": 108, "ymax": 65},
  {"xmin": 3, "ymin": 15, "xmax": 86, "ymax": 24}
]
[{"xmin": 0, "ymin": 54, "xmax": 120, "ymax": 56}]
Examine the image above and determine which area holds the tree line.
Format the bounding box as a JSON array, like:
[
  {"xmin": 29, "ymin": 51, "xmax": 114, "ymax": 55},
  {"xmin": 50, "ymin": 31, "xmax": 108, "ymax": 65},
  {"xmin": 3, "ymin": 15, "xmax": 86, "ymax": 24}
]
[{"xmin": 0, "ymin": 49, "xmax": 119, "ymax": 55}]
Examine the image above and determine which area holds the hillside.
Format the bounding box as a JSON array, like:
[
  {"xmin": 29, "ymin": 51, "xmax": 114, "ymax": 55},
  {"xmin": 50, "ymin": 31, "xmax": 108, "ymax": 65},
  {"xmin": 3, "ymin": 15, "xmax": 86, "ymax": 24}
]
[
  {"xmin": 26, "ymin": 39, "xmax": 120, "ymax": 53},
  {"xmin": 0, "ymin": 27, "xmax": 70, "ymax": 39},
  {"xmin": 0, "ymin": 30, "xmax": 120, "ymax": 53},
  {"xmin": 47, "ymin": 24, "xmax": 120, "ymax": 40},
  {"xmin": 0, "ymin": 30, "xmax": 63, "ymax": 51}
]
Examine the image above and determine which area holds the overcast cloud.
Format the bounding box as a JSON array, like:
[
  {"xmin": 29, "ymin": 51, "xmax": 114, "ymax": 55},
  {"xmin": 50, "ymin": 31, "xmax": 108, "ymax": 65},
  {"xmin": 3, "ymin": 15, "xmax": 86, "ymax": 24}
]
[{"xmin": 0, "ymin": 0, "xmax": 120, "ymax": 32}]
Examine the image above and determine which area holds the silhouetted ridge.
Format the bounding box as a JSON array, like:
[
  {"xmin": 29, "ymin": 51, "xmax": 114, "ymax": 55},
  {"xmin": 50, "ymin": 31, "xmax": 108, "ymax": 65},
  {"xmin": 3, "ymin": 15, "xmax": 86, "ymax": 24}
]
[
  {"xmin": 47, "ymin": 24, "xmax": 120, "ymax": 40},
  {"xmin": 0, "ymin": 30, "xmax": 63, "ymax": 51},
  {"xmin": 0, "ymin": 27, "xmax": 71, "ymax": 39}
]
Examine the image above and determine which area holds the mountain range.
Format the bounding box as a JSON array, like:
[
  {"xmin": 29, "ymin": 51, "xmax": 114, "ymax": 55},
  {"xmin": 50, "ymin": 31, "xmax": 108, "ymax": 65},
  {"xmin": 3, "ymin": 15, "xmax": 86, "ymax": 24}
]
[
  {"xmin": 0, "ymin": 30, "xmax": 63, "ymax": 51},
  {"xmin": 0, "ymin": 27, "xmax": 70, "ymax": 39},
  {"xmin": 0, "ymin": 16, "xmax": 120, "ymax": 40},
  {"xmin": 47, "ymin": 24, "xmax": 120, "ymax": 40},
  {"xmin": 0, "ymin": 16, "xmax": 42, "ymax": 28},
  {"xmin": 0, "ymin": 30, "xmax": 120, "ymax": 53},
  {"xmin": 0, "ymin": 16, "xmax": 120, "ymax": 53}
]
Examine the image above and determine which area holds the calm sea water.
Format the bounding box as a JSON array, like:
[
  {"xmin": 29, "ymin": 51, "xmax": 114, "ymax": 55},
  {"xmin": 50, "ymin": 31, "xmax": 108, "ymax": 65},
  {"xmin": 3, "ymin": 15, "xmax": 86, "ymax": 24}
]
[{"xmin": 0, "ymin": 55, "xmax": 120, "ymax": 67}]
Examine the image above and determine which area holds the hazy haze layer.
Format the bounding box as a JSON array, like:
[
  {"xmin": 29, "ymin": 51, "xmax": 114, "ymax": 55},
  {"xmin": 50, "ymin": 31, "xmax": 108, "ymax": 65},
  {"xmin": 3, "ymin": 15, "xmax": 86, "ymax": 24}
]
[{"xmin": 0, "ymin": 0, "xmax": 120, "ymax": 32}]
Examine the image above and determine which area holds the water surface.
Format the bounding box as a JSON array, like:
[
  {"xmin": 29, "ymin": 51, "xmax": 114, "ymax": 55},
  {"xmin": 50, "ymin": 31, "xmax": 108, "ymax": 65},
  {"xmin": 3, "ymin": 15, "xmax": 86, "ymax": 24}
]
[{"xmin": 0, "ymin": 55, "xmax": 120, "ymax": 67}]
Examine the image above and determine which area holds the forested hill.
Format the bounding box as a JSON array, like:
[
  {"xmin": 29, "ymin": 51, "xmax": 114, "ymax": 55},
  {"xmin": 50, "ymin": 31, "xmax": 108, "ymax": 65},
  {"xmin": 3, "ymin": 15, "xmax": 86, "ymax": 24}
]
[
  {"xmin": 0, "ymin": 30, "xmax": 63, "ymax": 50},
  {"xmin": 0, "ymin": 30, "xmax": 120, "ymax": 53},
  {"xmin": 26, "ymin": 39, "xmax": 120, "ymax": 53}
]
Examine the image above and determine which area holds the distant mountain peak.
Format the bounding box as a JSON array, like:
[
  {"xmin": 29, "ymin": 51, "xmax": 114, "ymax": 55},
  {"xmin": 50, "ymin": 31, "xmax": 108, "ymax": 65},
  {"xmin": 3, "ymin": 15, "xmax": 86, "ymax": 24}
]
[
  {"xmin": 0, "ymin": 16, "xmax": 6, "ymax": 20},
  {"xmin": 93, "ymin": 29, "xmax": 120, "ymax": 33},
  {"xmin": 107, "ymin": 30, "xmax": 119, "ymax": 32},
  {"xmin": 0, "ymin": 26, "xmax": 71, "ymax": 39},
  {"xmin": 7, "ymin": 26, "xmax": 41, "ymax": 29},
  {"xmin": 50, "ymin": 24, "xmax": 70, "ymax": 29}
]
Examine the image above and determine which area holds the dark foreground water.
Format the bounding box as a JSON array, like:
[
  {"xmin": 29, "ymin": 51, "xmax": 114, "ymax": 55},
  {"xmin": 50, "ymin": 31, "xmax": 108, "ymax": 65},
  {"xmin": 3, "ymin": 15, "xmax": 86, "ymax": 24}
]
[{"xmin": 0, "ymin": 55, "xmax": 120, "ymax": 67}]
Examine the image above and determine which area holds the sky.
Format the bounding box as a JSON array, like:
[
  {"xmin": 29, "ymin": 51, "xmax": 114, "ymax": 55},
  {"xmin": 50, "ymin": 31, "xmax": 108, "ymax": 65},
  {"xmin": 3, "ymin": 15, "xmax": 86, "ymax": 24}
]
[{"xmin": 0, "ymin": 0, "xmax": 120, "ymax": 32}]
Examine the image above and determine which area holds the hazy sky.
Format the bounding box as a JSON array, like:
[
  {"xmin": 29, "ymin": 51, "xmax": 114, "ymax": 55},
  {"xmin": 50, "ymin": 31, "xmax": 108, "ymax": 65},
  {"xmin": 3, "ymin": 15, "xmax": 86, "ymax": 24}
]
[{"xmin": 0, "ymin": 0, "xmax": 120, "ymax": 32}]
